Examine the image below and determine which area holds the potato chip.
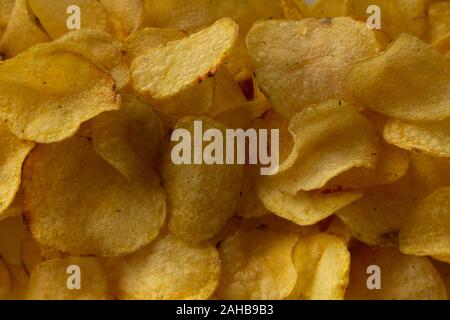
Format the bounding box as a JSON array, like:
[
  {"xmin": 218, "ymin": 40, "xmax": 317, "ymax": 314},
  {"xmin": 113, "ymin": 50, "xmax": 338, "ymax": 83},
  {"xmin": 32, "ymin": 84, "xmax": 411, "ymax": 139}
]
[
  {"xmin": 0, "ymin": 123, "xmax": 34, "ymax": 218},
  {"xmin": 0, "ymin": 0, "xmax": 50, "ymax": 58},
  {"xmin": 0, "ymin": 43, "xmax": 120, "ymax": 143},
  {"xmin": 433, "ymin": 32, "xmax": 450, "ymax": 55},
  {"xmin": 279, "ymin": 0, "xmax": 303, "ymax": 20},
  {"xmin": 295, "ymin": 0, "xmax": 346, "ymax": 18},
  {"xmin": 161, "ymin": 116, "xmax": 243, "ymax": 243},
  {"xmin": 1, "ymin": 189, "xmax": 24, "ymax": 219},
  {"xmin": 0, "ymin": 257, "xmax": 11, "ymax": 298},
  {"xmin": 246, "ymin": 18, "xmax": 381, "ymax": 118},
  {"xmin": 345, "ymin": 34, "xmax": 450, "ymax": 121},
  {"xmin": 216, "ymin": 229, "xmax": 298, "ymax": 300},
  {"xmin": 346, "ymin": 244, "xmax": 447, "ymax": 300},
  {"xmin": 346, "ymin": 0, "xmax": 427, "ymax": 39},
  {"xmin": 428, "ymin": 1, "xmax": 450, "ymax": 43},
  {"xmin": 209, "ymin": 68, "xmax": 246, "ymax": 117},
  {"xmin": 112, "ymin": 233, "xmax": 220, "ymax": 300},
  {"xmin": 0, "ymin": 216, "xmax": 24, "ymax": 265},
  {"xmin": 23, "ymin": 136, "xmax": 166, "ymax": 257},
  {"xmin": 28, "ymin": 257, "xmax": 110, "ymax": 300},
  {"xmin": 0, "ymin": 0, "xmax": 14, "ymax": 28},
  {"xmin": 287, "ymin": 233, "xmax": 350, "ymax": 300},
  {"xmin": 92, "ymin": 94, "xmax": 163, "ymax": 180},
  {"xmin": 3, "ymin": 263, "xmax": 28, "ymax": 300},
  {"xmin": 27, "ymin": 0, "xmax": 109, "ymax": 40},
  {"xmin": 100, "ymin": 0, "xmax": 144, "ymax": 35},
  {"xmin": 325, "ymin": 216, "xmax": 352, "ymax": 245}
]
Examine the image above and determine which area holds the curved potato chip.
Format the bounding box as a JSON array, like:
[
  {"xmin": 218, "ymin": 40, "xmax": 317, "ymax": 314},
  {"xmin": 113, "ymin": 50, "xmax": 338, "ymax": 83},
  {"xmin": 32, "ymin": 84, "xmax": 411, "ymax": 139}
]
[
  {"xmin": 346, "ymin": 244, "xmax": 447, "ymax": 300},
  {"xmin": 0, "ymin": 216, "xmax": 24, "ymax": 265},
  {"xmin": 131, "ymin": 18, "xmax": 238, "ymax": 99},
  {"xmin": 0, "ymin": 0, "xmax": 15, "ymax": 28},
  {"xmin": 27, "ymin": 0, "xmax": 109, "ymax": 40},
  {"xmin": 0, "ymin": 0, "xmax": 50, "ymax": 58},
  {"xmin": 345, "ymin": 34, "xmax": 450, "ymax": 121},
  {"xmin": 100, "ymin": 0, "xmax": 144, "ymax": 35},
  {"xmin": 0, "ymin": 257, "xmax": 11, "ymax": 298},
  {"xmin": 92, "ymin": 94, "xmax": 163, "ymax": 180},
  {"xmin": 161, "ymin": 116, "xmax": 243, "ymax": 243},
  {"xmin": 0, "ymin": 123, "xmax": 34, "ymax": 218},
  {"xmin": 28, "ymin": 257, "xmax": 109, "ymax": 300},
  {"xmin": 325, "ymin": 216, "xmax": 352, "ymax": 244},
  {"xmin": 0, "ymin": 43, "xmax": 120, "ymax": 143},
  {"xmin": 428, "ymin": 1, "xmax": 450, "ymax": 43},
  {"xmin": 246, "ymin": 18, "xmax": 381, "ymax": 118},
  {"xmin": 216, "ymin": 229, "xmax": 298, "ymax": 300},
  {"xmin": 287, "ymin": 233, "xmax": 350, "ymax": 300},
  {"xmin": 112, "ymin": 233, "xmax": 220, "ymax": 300},
  {"xmin": 23, "ymin": 136, "xmax": 166, "ymax": 257}
]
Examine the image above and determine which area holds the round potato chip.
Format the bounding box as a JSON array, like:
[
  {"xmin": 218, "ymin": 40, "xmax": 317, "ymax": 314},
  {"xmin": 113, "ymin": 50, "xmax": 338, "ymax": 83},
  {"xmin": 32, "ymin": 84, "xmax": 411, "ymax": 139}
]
[
  {"xmin": 216, "ymin": 229, "xmax": 298, "ymax": 300},
  {"xmin": 0, "ymin": 257, "xmax": 11, "ymax": 299},
  {"xmin": 112, "ymin": 233, "xmax": 220, "ymax": 300},
  {"xmin": 246, "ymin": 17, "xmax": 381, "ymax": 118},
  {"xmin": 23, "ymin": 136, "xmax": 166, "ymax": 257},
  {"xmin": 0, "ymin": 43, "xmax": 120, "ymax": 143},
  {"xmin": 345, "ymin": 34, "xmax": 450, "ymax": 121},
  {"xmin": 131, "ymin": 18, "xmax": 238, "ymax": 99},
  {"xmin": 28, "ymin": 257, "xmax": 110, "ymax": 300}
]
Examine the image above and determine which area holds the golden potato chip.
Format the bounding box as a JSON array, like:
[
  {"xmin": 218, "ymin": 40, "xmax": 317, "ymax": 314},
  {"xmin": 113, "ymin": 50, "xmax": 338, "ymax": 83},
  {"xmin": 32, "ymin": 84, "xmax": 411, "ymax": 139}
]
[
  {"xmin": 3, "ymin": 264, "xmax": 28, "ymax": 300},
  {"xmin": 346, "ymin": 244, "xmax": 447, "ymax": 300},
  {"xmin": 28, "ymin": 257, "xmax": 110, "ymax": 300},
  {"xmin": 92, "ymin": 94, "xmax": 163, "ymax": 180},
  {"xmin": 288, "ymin": 233, "xmax": 350, "ymax": 300},
  {"xmin": 100, "ymin": 0, "xmax": 144, "ymax": 35},
  {"xmin": 23, "ymin": 136, "xmax": 166, "ymax": 257},
  {"xmin": 131, "ymin": 18, "xmax": 238, "ymax": 99},
  {"xmin": 0, "ymin": 43, "xmax": 120, "ymax": 143},
  {"xmin": 345, "ymin": 34, "xmax": 450, "ymax": 121},
  {"xmin": 428, "ymin": 1, "xmax": 450, "ymax": 43},
  {"xmin": 161, "ymin": 116, "xmax": 243, "ymax": 243},
  {"xmin": 0, "ymin": 123, "xmax": 34, "ymax": 218},
  {"xmin": 27, "ymin": 0, "xmax": 109, "ymax": 40},
  {"xmin": 216, "ymin": 229, "xmax": 298, "ymax": 300},
  {"xmin": 0, "ymin": 216, "xmax": 24, "ymax": 265},
  {"xmin": 209, "ymin": 68, "xmax": 246, "ymax": 117},
  {"xmin": 112, "ymin": 233, "xmax": 220, "ymax": 300},
  {"xmin": 346, "ymin": 0, "xmax": 427, "ymax": 39},
  {"xmin": 246, "ymin": 18, "xmax": 381, "ymax": 118},
  {"xmin": 0, "ymin": 0, "xmax": 50, "ymax": 58},
  {"xmin": 0, "ymin": 0, "xmax": 14, "ymax": 28},
  {"xmin": 280, "ymin": 0, "xmax": 303, "ymax": 20},
  {"xmin": 0, "ymin": 257, "xmax": 11, "ymax": 298},
  {"xmin": 295, "ymin": 0, "xmax": 346, "ymax": 18},
  {"xmin": 325, "ymin": 216, "xmax": 352, "ymax": 244},
  {"xmin": 1, "ymin": 189, "xmax": 24, "ymax": 219}
]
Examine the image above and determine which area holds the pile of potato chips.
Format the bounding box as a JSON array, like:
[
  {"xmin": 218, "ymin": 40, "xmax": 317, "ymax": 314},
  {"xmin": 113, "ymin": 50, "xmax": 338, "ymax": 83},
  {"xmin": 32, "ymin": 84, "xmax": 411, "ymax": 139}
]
[{"xmin": 0, "ymin": 0, "xmax": 449, "ymax": 300}]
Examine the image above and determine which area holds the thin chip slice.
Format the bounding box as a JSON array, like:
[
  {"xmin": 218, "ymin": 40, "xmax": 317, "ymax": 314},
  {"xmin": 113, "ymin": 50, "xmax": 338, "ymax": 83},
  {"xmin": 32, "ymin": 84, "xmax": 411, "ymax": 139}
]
[
  {"xmin": 428, "ymin": 1, "xmax": 450, "ymax": 43},
  {"xmin": 131, "ymin": 18, "xmax": 238, "ymax": 99},
  {"xmin": 28, "ymin": 257, "xmax": 110, "ymax": 300},
  {"xmin": 0, "ymin": 257, "xmax": 10, "ymax": 299},
  {"xmin": 346, "ymin": 244, "xmax": 447, "ymax": 300},
  {"xmin": 0, "ymin": 43, "xmax": 120, "ymax": 143},
  {"xmin": 216, "ymin": 229, "xmax": 298, "ymax": 300},
  {"xmin": 100, "ymin": 0, "xmax": 144, "ymax": 35},
  {"xmin": 23, "ymin": 136, "xmax": 166, "ymax": 257},
  {"xmin": 112, "ymin": 233, "xmax": 220, "ymax": 300},
  {"xmin": 246, "ymin": 18, "xmax": 381, "ymax": 118},
  {"xmin": 288, "ymin": 233, "xmax": 350, "ymax": 300},
  {"xmin": 345, "ymin": 34, "xmax": 450, "ymax": 121}
]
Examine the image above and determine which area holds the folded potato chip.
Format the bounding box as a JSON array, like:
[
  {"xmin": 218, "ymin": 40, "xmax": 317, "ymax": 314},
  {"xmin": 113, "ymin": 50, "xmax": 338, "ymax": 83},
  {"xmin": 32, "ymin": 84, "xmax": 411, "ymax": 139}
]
[
  {"xmin": 428, "ymin": 1, "xmax": 450, "ymax": 43},
  {"xmin": 0, "ymin": 257, "xmax": 11, "ymax": 299},
  {"xmin": 131, "ymin": 18, "xmax": 238, "ymax": 99},
  {"xmin": 28, "ymin": 257, "xmax": 110, "ymax": 300},
  {"xmin": 216, "ymin": 229, "xmax": 298, "ymax": 300},
  {"xmin": 23, "ymin": 136, "xmax": 166, "ymax": 257},
  {"xmin": 345, "ymin": 34, "xmax": 450, "ymax": 121}
]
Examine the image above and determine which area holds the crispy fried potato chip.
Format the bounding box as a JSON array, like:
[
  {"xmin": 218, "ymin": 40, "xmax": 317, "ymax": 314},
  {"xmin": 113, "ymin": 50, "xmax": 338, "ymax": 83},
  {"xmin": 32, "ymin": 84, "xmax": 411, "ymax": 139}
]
[
  {"xmin": 0, "ymin": 257, "xmax": 11, "ymax": 298},
  {"xmin": 28, "ymin": 257, "xmax": 110, "ymax": 300},
  {"xmin": 0, "ymin": 216, "xmax": 25, "ymax": 265},
  {"xmin": 0, "ymin": 43, "xmax": 120, "ymax": 143},
  {"xmin": 161, "ymin": 116, "xmax": 243, "ymax": 243},
  {"xmin": 23, "ymin": 136, "xmax": 166, "ymax": 257},
  {"xmin": 295, "ymin": 0, "xmax": 346, "ymax": 18},
  {"xmin": 0, "ymin": 0, "xmax": 50, "ymax": 58},
  {"xmin": 246, "ymin": 18, "xmax": 381, "ymax": 118},
  {"xmin": 0, "ymin": 123, "xmax": 34, "ymax": 218},
  {"xmin": 346, "ymin": 244, "xmax": 447, "ymax": 300},
  {"xmin": 1, "ymin": 189, "xmax": 24, "ymax": 219},
  {"xmin": 210, "ymin": 68, "xmax": 246, "ymax": 117},
  {"xmin": 345, "ymin": 34, "xmax": 450, "ymax": 121},
  {"xmin": 132, "ymin": 18, "xmax": 238, "ymax": 99},
  {"xmin": 112, "ymin": 233, "xmax": 220, "ymax": 300},
  {"xmin": 410, "ymin": 152, "xmax": 450, "ymax": 197},
  {"xmin": 346, "ymin": 0, "xmax": 427, "ymax": 39},
  {"xmin": 216, "ymin": 229, "xmax": 298, "ymax": 300},
  {"xmin": 0, "ymin": 0, "xmax": 15, "ymax": 28},
  {"xmin": 27, "ymin": 0, "xmax": 109, "ymax": 40},
  {"xmin": 428, "ymin": 1, "xmax": 450, "ymax": 43},
  {"xmin": 92, "ymin": 94, "xmax": 163, "ymax": 180},
  {"xmin": 288, "ymin": 233, "xmax": 350, "ymax": 300},
  {"xmin": 100, "ymin": 0, "xmax": 144, "ymax": 35}
]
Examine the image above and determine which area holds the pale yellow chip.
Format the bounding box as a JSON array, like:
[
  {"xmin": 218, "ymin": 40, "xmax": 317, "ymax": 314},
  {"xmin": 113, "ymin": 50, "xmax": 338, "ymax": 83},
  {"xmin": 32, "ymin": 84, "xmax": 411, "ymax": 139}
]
[
  {"xmin": 345, "ymin": 34, "xmax": 450, "ymax": 121},
  {"xmin": 288, "ymin": 233, "xmax": 350, "ymax": 300},
  {"xmin": 0, "ymin": 0, "xmax": 50, "ymax": 58},
  {"xmin": 295, "ymin": 0, "xmax": 346, "ymax": 18},
  {"xmin": 111, "ymin": 233, "xmax": 220, "ymax": 300},
  {"xmin": 428, "ymin": 1, "xmax": 450, "ymax": 43},
  {"xmin": 100, "ymin": 0, "xmax": 144, "ymax": 35},
  {"xmin": 27, "ymin": 0, "xmax": 109, "ymax": 40},
  {"xmin": 161, "ymin": 116, "xmax": 243, "ymax": 243},
  {"xmin": 216, "ymin": 229, "xmax": 298, "ymax": 300},
  {"xmin": 0, "ymin": 0, "xmax": 15, "ymax": 28},
  {"xmin": 0, "ymin": 43, "xmax": 120, "ymax": 143},
  {"xmin": 23, "ymin": 136, "xmax": 166, "ymax": 257},
  {"xmin": 0, "ymin": 256, "xmax": 11, "ymax": 299},
  {"xmin": 28, "ymin": 257, "xmax": 110, "ymax": 300},
  {"xmin": 0, "ymin": 123, "xmax": 34, "ymax": 218},
  {"xmin": 346, "ymin": 244, "xmax": 447, "ymax": 300},
  {"xmin": 246, "ymin": 18, "xmax": 381, "ymax": 118},
  {"xmin": 131, "ymin": 18, "xmax": 238, "ymax": 99}
]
